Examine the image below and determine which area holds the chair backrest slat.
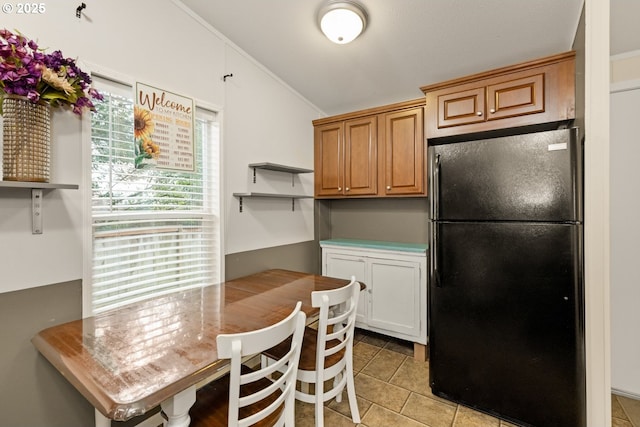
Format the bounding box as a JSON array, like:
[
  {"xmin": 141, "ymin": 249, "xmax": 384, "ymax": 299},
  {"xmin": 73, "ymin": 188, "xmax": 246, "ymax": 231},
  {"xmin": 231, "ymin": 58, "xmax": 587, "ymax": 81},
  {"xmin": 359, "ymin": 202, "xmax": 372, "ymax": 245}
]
[
  {"xmin": 216, "ymin": 301, "xmax": 306, "ymax": 427},
  {"xmin": 311, "ymin": 278, "xmax": 360, "ymax": 373}
]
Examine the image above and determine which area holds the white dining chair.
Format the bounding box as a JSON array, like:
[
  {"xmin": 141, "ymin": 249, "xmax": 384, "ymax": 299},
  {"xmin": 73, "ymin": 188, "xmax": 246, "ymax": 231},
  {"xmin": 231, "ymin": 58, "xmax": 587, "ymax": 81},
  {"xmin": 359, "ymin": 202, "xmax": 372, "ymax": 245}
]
[
  {"xmin": 262, "ymin": 278, "xmax": 361, "ymax": 427},
  {"xmin": 188, "ymin": 301, "xmax": 306, "ymax": 427}
]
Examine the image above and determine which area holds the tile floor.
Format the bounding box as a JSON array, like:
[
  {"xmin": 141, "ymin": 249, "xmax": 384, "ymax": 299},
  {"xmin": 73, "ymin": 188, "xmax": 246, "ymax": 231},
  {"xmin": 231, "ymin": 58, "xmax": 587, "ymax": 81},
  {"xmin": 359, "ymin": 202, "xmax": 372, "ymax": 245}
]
[
  {"xmin": 293, "ymin": 328, "xmax": 640, "ymax": 427},
  {"xmin": 613, "ymin": 393, "xmax": 640, "ymax": 427}
]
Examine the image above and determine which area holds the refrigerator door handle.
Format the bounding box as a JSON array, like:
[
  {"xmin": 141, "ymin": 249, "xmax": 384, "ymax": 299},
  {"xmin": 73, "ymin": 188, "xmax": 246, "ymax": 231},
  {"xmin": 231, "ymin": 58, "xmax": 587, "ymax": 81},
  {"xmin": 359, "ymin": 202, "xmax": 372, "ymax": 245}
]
[
  {"xmin": 432, "ymin": 221, "xmax": 441, "ymax": 287},
  {"xmin": 430, "ymin": 153, "xmax": 441, "ymax": 287},
  {"xmin": 433, "ymin": 154, "xmax": 441, "ymax": 220}
]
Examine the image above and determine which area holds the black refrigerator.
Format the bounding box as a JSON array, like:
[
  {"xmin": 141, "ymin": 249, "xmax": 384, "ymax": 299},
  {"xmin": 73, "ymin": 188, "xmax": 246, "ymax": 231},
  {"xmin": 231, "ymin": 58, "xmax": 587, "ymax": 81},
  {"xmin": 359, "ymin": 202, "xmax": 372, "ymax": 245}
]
[{"xmin": 428, "ymin": 128, "xmax": 586, "ymax": 427}]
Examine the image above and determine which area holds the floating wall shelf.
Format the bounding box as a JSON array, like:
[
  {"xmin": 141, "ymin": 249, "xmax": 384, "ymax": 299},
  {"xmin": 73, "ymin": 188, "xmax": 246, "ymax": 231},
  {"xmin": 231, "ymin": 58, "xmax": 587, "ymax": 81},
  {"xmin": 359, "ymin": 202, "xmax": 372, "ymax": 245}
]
[
  {"xmin": 234, "ymin": 163, "xmax": 313, "ymax": 212},
  {"xmin": 0, "ymin": 181, "xmax": 78, "ymax": 190},
  {"xmin": 232, "ymin": 192, "xmax": 313, "ymax": 212},
  {"xmin": 248, "ymin": 162, "xmax": 313, "ymax": 184},
  {"xmin": 0, "ymin": 181, "xmax": 79, "ymax": 234}
]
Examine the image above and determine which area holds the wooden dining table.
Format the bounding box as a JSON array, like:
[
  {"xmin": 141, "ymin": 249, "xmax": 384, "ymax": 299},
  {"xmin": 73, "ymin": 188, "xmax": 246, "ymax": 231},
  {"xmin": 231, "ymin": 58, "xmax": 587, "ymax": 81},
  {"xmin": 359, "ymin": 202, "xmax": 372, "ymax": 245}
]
[{"xmin": 31, "ymin": 269, "xmax": 354, "ymax": 427}]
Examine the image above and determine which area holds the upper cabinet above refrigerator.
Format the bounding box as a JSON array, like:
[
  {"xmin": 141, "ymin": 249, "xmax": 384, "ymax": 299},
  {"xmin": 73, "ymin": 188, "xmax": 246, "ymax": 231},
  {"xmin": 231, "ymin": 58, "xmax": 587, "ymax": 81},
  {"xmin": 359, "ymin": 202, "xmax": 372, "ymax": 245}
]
[{"xmin": 421, "ymin": 51, "xmax": 576, "ymax": 140}]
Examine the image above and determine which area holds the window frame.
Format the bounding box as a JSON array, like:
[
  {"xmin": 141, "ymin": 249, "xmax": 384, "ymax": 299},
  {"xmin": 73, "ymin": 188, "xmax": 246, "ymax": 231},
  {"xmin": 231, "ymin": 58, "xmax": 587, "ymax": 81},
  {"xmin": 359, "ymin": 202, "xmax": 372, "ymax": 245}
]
[{"xmin": 81, "ymin": 65, "xmax": 225, "ymax": 317}]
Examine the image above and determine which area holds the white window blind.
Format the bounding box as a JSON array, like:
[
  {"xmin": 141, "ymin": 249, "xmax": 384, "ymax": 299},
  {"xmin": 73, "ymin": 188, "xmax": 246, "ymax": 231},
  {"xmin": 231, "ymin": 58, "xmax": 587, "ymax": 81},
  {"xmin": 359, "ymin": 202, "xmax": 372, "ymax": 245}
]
[{"xmin": 90, "ymin": 76, "xmax": 221, "ymax": 314}]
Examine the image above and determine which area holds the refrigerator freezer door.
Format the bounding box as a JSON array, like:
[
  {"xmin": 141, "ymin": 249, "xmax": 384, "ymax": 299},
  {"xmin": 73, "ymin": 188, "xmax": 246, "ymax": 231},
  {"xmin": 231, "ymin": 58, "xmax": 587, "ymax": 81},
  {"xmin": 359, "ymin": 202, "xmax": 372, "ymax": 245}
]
[
  {"xmin": 430, "ymin": 128, "xmax": 582, "ymax": 222},
  {"xmin": 429, "ymin": 221, "xmax": 585, "ymax": 427}
]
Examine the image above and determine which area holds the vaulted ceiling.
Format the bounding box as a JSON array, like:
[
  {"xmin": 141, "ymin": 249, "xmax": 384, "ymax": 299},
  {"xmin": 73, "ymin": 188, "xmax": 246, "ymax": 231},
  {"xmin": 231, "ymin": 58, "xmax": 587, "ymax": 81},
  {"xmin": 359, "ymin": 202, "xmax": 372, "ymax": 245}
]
[{"xmin": 179, "ymin": 0, "xmax": 637, "ymax": 116}]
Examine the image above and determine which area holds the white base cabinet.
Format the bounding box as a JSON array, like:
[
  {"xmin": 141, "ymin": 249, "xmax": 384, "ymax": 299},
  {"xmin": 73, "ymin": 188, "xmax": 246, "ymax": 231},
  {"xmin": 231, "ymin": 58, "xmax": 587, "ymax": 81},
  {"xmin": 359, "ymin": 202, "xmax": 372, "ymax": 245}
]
[{"xmin": 321, "ymin": 240, "xmax": 428, "ymax": 346}]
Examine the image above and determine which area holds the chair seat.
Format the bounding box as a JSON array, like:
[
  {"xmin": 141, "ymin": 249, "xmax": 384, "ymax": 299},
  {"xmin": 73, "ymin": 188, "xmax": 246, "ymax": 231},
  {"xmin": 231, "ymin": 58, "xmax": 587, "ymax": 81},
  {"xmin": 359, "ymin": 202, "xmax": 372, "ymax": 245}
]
[
  {"xmin": 264, "ymin": 326, "xmax": 344, "ymax": 372},
  {"xmin": 189, "ymin": 365, "xmax": 284, "ymax": 427}
]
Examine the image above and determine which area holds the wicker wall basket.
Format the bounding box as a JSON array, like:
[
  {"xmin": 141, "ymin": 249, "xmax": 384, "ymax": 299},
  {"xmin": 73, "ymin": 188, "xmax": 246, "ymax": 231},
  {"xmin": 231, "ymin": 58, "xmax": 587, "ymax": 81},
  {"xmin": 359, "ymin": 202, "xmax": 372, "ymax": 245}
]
[{"xmin": 2, "ymin": 95, "xmax": 51, "ymax": 182}]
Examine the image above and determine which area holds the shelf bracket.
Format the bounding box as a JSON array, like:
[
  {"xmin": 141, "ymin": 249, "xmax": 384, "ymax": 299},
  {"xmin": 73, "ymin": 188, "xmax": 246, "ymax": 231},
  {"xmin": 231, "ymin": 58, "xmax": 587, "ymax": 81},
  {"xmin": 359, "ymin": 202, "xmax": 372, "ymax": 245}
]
[
  {"xmin": 32, "ymin": 189, "xmax": 43, "ymax": 234},
  {"xmin": 252, "ymin": 168, "xmax": 257, "ymax": 184},
  {"xmin": 238, "ymin": 196, "xmax": 244, "ymax": 213},
  {"xmin": 291, "ymin": 198, "xmax": 295, "ymax": 212}
]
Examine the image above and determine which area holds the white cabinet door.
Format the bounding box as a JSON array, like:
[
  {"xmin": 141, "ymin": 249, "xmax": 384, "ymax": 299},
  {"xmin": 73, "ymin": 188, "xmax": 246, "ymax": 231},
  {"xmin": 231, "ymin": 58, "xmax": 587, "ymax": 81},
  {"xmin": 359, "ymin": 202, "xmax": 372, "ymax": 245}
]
[
  {"xmin": 367, "ymin": 258, "xmax": 421, "ymax": 337},
  {"xmin": 322, "ymin": 242, "xmax": 427, "ymax": 344},
  {"xmin": 324, "ymin": 252, "xmax": 367, "ymax": 324}
]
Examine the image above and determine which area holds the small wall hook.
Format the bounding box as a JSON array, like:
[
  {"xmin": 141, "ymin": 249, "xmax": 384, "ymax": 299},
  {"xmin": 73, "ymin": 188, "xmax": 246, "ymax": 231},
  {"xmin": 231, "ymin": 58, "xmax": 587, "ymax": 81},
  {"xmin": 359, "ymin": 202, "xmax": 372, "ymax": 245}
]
[
  {"xmin": 76, "ymin": 2, "xmax": 86, "ymax": 18},
  {"xmin": 223, "ymin": 73, "xmax": 233, "ymax": 82}
]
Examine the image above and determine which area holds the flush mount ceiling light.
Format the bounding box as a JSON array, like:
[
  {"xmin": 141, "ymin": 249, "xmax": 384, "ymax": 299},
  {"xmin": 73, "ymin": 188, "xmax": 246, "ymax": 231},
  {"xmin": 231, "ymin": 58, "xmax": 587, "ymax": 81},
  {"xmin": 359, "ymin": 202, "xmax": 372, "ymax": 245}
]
[{"xmin": 318, "ymin": 1, "xmax": 368, "ymax": 44}]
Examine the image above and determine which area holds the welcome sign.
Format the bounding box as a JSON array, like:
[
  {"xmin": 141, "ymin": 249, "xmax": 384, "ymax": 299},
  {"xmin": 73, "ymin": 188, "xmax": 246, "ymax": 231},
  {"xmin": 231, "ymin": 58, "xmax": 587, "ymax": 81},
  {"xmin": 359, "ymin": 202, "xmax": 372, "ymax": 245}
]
[{"xmin": 134, "ymin": 82, "xmax": 195, "ymax": 171}]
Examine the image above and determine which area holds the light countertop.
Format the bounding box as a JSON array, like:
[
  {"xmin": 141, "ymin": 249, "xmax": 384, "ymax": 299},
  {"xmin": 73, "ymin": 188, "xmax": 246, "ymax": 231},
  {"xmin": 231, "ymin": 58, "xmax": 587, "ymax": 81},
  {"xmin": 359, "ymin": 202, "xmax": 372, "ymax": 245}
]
[{"xmin": 320, "ymin": 238, "xmax": 428, "ymax": 253}]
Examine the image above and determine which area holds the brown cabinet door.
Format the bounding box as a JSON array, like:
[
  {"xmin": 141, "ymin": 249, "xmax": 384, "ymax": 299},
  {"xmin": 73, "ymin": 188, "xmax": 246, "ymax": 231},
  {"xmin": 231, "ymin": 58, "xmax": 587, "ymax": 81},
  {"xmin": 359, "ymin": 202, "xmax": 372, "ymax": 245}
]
[
  {"xmin": 384, "ymin": 107, "xmax": 425, "ymax": 195},
  {"xmin": 486, "ymin": 73, "xmax": 544, "ymax": 121},
  {"xmin": 344, "ymin": 116, "xmax": 378, "ymax": 196},
  {"xmin": 436, "ymin": 86, "xmax": 486, "ymax": 129},
  {"xmin": 314, "ymin": 122, "xmax": 344, "ymax": 197},
  {"xmin": 423, "ymin": 51, "xmax": 575, "ymax": 139}
]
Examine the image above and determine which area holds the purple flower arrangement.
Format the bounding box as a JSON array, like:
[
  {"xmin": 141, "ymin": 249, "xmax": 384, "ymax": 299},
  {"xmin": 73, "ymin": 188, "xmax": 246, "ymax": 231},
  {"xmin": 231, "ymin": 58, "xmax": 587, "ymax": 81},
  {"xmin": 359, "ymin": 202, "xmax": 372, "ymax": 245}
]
[{"xmin": 0, "ymin": 28, "xmax": 102, "ymax": 115}]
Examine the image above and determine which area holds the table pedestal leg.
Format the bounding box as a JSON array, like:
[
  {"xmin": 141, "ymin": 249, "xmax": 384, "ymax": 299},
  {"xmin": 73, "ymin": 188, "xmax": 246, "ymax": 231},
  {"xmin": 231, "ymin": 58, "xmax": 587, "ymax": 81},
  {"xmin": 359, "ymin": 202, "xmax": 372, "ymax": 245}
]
[{"xmin": 161, "ymin": 386, "xmax": 196, "ymax": 427}]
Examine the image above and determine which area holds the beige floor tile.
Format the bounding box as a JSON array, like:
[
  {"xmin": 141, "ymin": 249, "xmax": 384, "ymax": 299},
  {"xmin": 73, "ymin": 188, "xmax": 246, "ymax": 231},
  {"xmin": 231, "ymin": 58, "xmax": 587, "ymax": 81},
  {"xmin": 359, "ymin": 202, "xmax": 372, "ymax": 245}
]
[
  {"xmin": 499, "ymin": 420, "xmax": 521, "ymax": 427},
  {"xmin": 295, "ymin": 400, "xmax": 359, "ymax": 427},
  {"xmin": 613, "ymin": 417, "xmax": 634, "ymax": 427},
  {"xmin": 614, "ymin": 394, "xmax": 631, "ymax": 421},
  {"xmin": 353, "ymin": 341, "xmax": 382, "ymax": 361},
  {"xmin": 353, "ymin": 328, "xmax": 369, "ymax": 342},
  {"xmin": 384, "ymin": 338, "xmax": 416, "ymax": 357},
  {"xmin": 322, "ymin": 407, "xmax": 361, "ymax": 427},
  {"xmin": 389, "ymin": 357, "xmax": 431, "ymax": 395},
  {"xmin": 328, "ymin": 392, "xmax": 372, "ymax": 421},
  {"xmin": 401, "ymin": 392, "xmax": 457, "ymax": 427},
  {"xmin": 295, "ymin": 400, "xmax": 317, "ymax": 427},
  {"xmin": 360, "ymin": 348, "xmax": 406, "ymax": 381},
  {"xmin": 359, "ymin": 332, "xmax": 390, "ymax": 349},
  {"xmin": 453, "ymin": 405, "xmax": 500, "ymax": 427},
  {"xmin": 362, "ymin": 404, "xmax": 429, "ymax": 427},
  {"xmin": 352, "ymin": 353, "xmax": 370, "ymax": 373},
  {"xmin": 354, "ymin": 372, "xmax": 410, "ymax": 412},
  {"xmin": 618, "ymin": 395, "xmax": 640, "ymax": 427}
]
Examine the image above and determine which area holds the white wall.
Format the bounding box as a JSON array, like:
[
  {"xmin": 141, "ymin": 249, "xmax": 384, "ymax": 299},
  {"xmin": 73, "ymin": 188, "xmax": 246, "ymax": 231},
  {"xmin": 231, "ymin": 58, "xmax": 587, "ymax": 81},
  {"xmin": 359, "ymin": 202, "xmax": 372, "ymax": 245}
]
[
  {"xmin": 611, "ymin": 50, "xmax": 640, "ymax": 83},
  {"xmin": 223, "ymin": 45, "xmax": 317, "ymax": 254},
  {"xmin": 610, "ymin": 52, "xmax": 640, "ymax": 397},
  {"xmin": 0, "ymin": 110, "xmax": 84, "ymax": 293},
  {"xmin": 0, "ymin": 0, "xmax": 323, "ymax": 293}
]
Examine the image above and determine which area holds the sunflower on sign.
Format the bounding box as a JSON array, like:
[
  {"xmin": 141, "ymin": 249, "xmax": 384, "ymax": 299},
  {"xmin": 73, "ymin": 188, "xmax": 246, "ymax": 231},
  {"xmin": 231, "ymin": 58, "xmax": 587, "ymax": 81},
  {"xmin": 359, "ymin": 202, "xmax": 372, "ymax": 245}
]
[{"xmin": 133, "ymin": 105, "xmax": 160, "ymax": 168}]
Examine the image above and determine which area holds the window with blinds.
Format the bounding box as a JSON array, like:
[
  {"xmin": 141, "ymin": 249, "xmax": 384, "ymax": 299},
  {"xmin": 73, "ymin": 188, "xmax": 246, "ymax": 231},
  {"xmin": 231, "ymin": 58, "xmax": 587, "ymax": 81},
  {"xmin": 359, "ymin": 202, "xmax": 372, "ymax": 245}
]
[{"xmin": 89, "ymin": 76, "xmax": 221, "ymax": 314}]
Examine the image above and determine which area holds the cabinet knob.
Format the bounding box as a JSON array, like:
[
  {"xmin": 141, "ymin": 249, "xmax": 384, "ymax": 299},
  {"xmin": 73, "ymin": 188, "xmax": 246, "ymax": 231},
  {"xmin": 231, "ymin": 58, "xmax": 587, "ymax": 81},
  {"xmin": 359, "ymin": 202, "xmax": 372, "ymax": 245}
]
[
  {"xmin": 345, "ymin": 187, "xmax": 350, "ymax": 191},
  {"xmin": 476, "ymin": 111, "xmax": 483, "ymax": 116},
  {"xmin": 338, "ymin": 187, "xmax": 342, "ymax": 191},
  {"xmin": 489, "ymin": 108, "xmax": 496, "ymax": 114},
  {"xmin": 386, "ymin": 185, "xmax": 391, "ymax": 190}
]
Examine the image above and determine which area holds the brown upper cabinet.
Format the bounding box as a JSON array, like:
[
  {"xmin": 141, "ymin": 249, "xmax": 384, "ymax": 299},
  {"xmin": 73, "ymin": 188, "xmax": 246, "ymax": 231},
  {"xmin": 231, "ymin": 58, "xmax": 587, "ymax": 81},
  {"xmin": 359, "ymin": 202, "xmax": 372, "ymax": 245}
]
[
  {"xmin": 382, "ymin": 106, "xmax": 424, "ymax": 195},
  {"xmin": 420, "ymin": 51, "xmax": 575, "ymax": 139},
  {"xmin": 314, "ymin": 116, "xmax": 378, "ymax": 197},
  {"xmin": 314, "ymin": 99, "xmax": 426, "ymax": 199}
]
